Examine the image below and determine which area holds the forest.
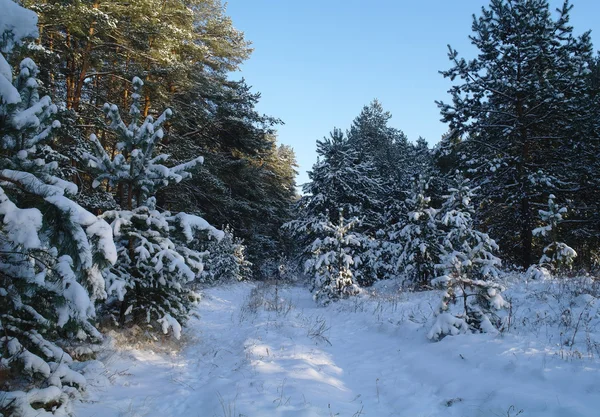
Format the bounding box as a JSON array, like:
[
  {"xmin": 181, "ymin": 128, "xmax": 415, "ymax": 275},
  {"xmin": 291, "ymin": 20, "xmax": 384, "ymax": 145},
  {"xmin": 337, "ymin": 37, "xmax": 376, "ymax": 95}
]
[{"xmin": 1, "ymin": 0, "xmax": 599, "ymax": 416}]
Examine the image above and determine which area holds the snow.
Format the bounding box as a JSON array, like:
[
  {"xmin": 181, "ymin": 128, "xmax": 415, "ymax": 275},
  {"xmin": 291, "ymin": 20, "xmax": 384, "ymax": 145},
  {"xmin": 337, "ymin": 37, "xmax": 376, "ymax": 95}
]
[
  {"xmin": 56, "ymin": 255, "xmax": 95, "ymax": 323},
  {"xmin": 77, "ymin": 279, "xmax": 600, "ymax": 417},
  {"xmin": 2, "ymin": 7, "xmax": 38, "ymax": 104},
  {"xmin": 24, "ymin": 329, "xmax": 73, "ymax": 363},
  {"xmin": 428, "ymin": 312, "xmax": 469, "ymax": 340},
  {"xmin": 0, "ymin": 55, "xmax": 20, "ymax": 104},
  {"xmin": 0, "ymin": 0, "xmax": 38, "ymax": 51},
  {"xmin": 158, "ymin": 314, "xmax": 182, "ymax": 340},
  {"xmin": 48, "ymin": 362, "xmax": 87, "ymax": 389},
  {"xmin": 5, "ymin": 336, "xmax": 51, "ymax": 377},
  {"xmin": 0, "ymin": 186, "xmax": 43, "ymax": 249},
  {"xmin": 45, "ymin": 194, "xmax": 118, "ymax": 270},
  {"xmin": 0, "ymin": 386, "xmax": 71, "ymax": 417},
  {"xmin": 169, "ymin": 212, "xmax": 225, "ymax": 242}
]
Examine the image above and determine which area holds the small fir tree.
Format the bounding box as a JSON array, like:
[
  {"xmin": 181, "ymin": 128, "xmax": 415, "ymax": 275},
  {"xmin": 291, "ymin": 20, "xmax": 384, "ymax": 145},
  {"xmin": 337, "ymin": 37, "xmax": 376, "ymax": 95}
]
[
  {"xmin": 429, "ymin": 176, "xmax": 508, "ymax": 341},
  {"xmin": 532, "ymin": 194, "xmax": 577, "ymax": 272},
  {"xmin": 283, "ymin": 128, "xmax": 382, "ymax": 285},
  {"xmin": 305, "ymin": 211, "xmax": 361, "ymax": 305},
  {"xmin": 198, "ymin": 225, "xmax": 253, "ymax": 283},
  {"xmin": 396, "ymin": 176, "xmax": 442, "ymax": 285},
  {"xmin": 0, "ymin": 3, "xmax": 116, "ymax": 414},
  {"xmin": 83, "ymin": 77, "xmax": 222, "ymax": 337},
  {"xmin": 359, "ymin": 229, "xmax": 399, "ymax": 283}
]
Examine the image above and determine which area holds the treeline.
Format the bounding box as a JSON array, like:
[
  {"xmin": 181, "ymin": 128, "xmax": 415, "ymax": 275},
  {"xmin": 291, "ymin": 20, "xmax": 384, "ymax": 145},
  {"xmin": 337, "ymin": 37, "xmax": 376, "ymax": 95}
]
[
  {"xmin": 0, "ymin": 1, "xmax": 296, "ymax": 414},
  {"xmin": 286, "ymin": 0, "xmax": 599, "ymax": 324},
  {"xmin": 21, "ymin": 0, "xmax": 298, "ymax": 276}
]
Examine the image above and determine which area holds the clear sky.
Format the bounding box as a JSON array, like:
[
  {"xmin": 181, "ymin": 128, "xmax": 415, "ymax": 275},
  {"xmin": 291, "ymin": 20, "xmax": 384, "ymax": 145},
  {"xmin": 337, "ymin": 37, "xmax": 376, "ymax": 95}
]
[{"xmin": 225, "ymin": 0, "xmax": 600, "ymax": 187}]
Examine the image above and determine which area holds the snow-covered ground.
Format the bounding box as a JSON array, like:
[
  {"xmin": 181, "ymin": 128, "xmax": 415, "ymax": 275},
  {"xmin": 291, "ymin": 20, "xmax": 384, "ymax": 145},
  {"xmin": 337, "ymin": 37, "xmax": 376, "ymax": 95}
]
[{"xmin": 78, "ymin": 278, "xmax": 600, "ymax": 417}]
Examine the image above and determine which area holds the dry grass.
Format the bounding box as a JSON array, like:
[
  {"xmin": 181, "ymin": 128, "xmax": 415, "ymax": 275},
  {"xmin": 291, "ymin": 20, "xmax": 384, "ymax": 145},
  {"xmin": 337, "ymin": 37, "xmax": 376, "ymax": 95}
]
[{"xmin": 101, "ymin": 323, "xmax": 190, "ymax": 355}]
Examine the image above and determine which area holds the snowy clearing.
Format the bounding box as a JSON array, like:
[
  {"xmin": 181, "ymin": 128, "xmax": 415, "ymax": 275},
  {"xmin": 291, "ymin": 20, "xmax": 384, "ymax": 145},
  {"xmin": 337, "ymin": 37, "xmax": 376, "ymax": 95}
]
[{"xmin": 78, "ymin": 280, "xmax": 600, "ymax": 417}]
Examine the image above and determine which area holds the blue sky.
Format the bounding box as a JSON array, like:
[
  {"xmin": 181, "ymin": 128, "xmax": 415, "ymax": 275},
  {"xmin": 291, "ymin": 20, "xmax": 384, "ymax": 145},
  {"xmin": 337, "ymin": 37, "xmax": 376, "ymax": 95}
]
[{"xmin": 225, "ymin": 0, "xmax": 600, "ymax": 187}]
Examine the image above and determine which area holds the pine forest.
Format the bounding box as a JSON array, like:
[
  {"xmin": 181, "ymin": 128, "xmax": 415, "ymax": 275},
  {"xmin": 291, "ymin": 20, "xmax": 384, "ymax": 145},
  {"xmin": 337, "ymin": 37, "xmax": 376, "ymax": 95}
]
[{"xmin": 1, "ymin": 1, "xmax": 600, "ymax": 416}]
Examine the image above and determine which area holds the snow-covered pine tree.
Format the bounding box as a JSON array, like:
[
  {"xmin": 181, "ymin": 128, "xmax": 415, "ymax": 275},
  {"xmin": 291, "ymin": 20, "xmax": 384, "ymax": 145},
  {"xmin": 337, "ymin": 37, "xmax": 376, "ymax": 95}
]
[
  {"xmin": 196, "ymin": 225, "xmax": 252, "ymax": 283},
  {"xmin": 347, "ymin": 101, "xmax": 415, "ymax": 238},
  {"xmin": 437, "ymin": 0, "xmax": 595, "ymax": 267},
  {"xmin": 298, "ymin": 128, "xmax": 383, "ymax": 229},
  {"xmin": 428, "ymin": 175, "xmax": 508, "ymax": 341},
  {"xmin": 374, "ymin": 190, "xmax": 408, "ymax": 283},
  {"xmin": 395, "ymin": 176, "xmax": 442, "ymax": 285},
  {"xmin": 359, "ymin": 229, "xmax": 399, "ymax": 283},
  {"xmin": 532, "ymin": 194, "xmax": 577, "ymax": 272},
  {"xmin": 408, "ymin": 137, "xmax": 434, "ymax": 181},
  {"xmin": 347, "ymin": 100, "xmax": 411, "ymax": 186},
  {"xmin": 101, "ymin": 199, "xmax": 223, "ymax": 337},
  {"xmin": 0, "ymin": 2, "xmax": 117, "ymax": 414},
  {"xmin": 83, "ymin": 77, "xmax": 222, "ymax": 337},
  {"xmin": 283, "ymin": 128, "xmax": 382, "ymax": 286},
  {"xmin": 305, "ymin": 210, "xmax": 361, "ymax": 305}
]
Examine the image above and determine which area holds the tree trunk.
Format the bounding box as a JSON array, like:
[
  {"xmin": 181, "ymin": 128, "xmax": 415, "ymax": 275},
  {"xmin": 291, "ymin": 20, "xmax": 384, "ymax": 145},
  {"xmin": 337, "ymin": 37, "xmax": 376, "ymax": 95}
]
[
  {"xmin": 521, "ymin": 196, "xmax": 533, "ymax": 267},
  {"xmin": 72, "ymin": 2, "xmax": 99, "ymax": 112},
  {"xmin": 516, "ymin": 96, "xmax": 533, "ymax": 267}
]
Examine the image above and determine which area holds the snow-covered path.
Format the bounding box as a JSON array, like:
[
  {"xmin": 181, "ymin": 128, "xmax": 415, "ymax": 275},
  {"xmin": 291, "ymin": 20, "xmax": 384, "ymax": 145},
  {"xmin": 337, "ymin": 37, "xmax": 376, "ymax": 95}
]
[{"xmin": 78, "ymin": 282, "xmax": 600, "ymax": 417}]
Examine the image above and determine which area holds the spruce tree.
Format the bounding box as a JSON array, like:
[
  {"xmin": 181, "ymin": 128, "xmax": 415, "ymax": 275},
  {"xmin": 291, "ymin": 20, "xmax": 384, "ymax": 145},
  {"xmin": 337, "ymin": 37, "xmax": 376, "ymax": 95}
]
[
  {"xmin": 532, "ymin": 194, "xmax": 577, "ymax": 272},
  {"xmin": 305, "ymin": 211, "xmax": 361, "ymax": 305},
  {"xmin": 0, "ymin": 3, "xmax": 116, "ymax": 414},
  {"xmin": 395, "ymin": 176, "xmax": 442, "ymax": 285},
  {"xmin": 429, "ymin": 176, "xmax": 507, "ymax": 340},
  {"xmin": 303, "ymin": 128, "xmax": 383, "ymax": 228},
  {"xmin": 437, "ymin": 0, "xmax": 595, "ymax": 267},
  {"xmin": 197, "ymin": 226, "xmax": 253, "ymax": 283},
  {"xmin": 347, "ymin": 100, "xmax": 413, "ymax": 228},
  {"xmin": 347, "ymin": 100, "xmax": 411, "ymax": 186},
  {"xmin": 284, "ymin": 128, "xmax": 381, "ymax": 285},
  {"xmin": 83, "ymin": 77, "xmax": 222, "ymax": 336}
]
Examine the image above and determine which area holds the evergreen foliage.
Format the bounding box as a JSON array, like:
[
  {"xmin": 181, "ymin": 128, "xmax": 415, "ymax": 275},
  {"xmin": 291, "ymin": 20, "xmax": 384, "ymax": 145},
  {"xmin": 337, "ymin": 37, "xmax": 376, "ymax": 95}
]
[
  {"xmin": 83, "ymin": 77, "xmax": 222, "ymax": 336},
  {"xmin": 436, "ymin": 0, "xmax": 597, "ymax": 267},
  {"xmin": 284, "ymin": 128, "xmax": 380, "ymax": 286},
  {"xmin": 303, "ymin": 128, "xmax": 383, "ymax": 228},
  {"xmin": 347, "ymin": 100, "xmax": 410, "ymax": 186},
  {"xmin": 20, "ymin": 0, "xmax": 297, "ymax": 279},
  {"xmin": 429, "ymin": 176, "xmax": 508, "ymax": 340},
  {"xmin": 0, "ymin": 4, "xmax": 116, "ymax": 413},
  {"xmin": 3, "ymin": 0, "xmax": 600, "ymax": 405},
  {"xmin": 198, "ymin": 225, "xmax": 253, "ymax": 283},
  {"xmin": 395, "ymin": 176, "xmax": 442, "ymax": 285},
  {"xmin": 304, "ymin": 211, "xmax": 361, "ymax": 305},
  {"xmin": 532, "ymin": 194, "xmax": 577, "ymax": 272}
]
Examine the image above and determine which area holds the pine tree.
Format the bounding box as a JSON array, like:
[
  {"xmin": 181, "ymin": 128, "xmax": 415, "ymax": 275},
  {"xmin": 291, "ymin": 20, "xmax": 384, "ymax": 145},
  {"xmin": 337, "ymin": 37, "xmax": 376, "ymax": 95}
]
[
  {"xmin": 0, "ymin": 3, "xmax": 116, "ymax": 413},
  {"xmin": 303, "ymin": 128, "xmax": 383, "ymax": 228},
  {"xmin": 429, "ymin": 176, "xmax": 508, "ymax": 340},
  {"xmin": 25, "ymin": 0, "xmax": 296, "ymax": 278},
  {"xmin": 347, "ymin": 100, "xmax": 411, "ymax": 186},
  {"xmin": 284, "ymin": 128, "xmax": 381, "ymax": 285},
  {"xmin": 437, "ymin": 0, "xmax": 595, "ymax": 267},
  {"xmin": 532, "ymin": 194, "xmax": 577, "ymax": 272},
  {"xmin": 163, "ymin": 78, "xmax": 296, "ymax": 279},
  {"xmin": 408, "ymin": 137, "xmax": 434, "ymax": 181},
  {"xmin": 101, "ymin": 199, "xmax": 223, "ymax": 336},
  {"xmin": 83, "ymin": 77, "xmax": 221, "ymax": 336},
  {"xmin": 198, "ymin": 226, "xmax": 252, "ymax": 283},
  {"xmin": 396, "ymin": 176, "xmax": 442, "ymax": 285},
  {"xmin": 305, "ymin": 211, "xmax": 361, "ymax": 305},
  {"xmin": 347, "ymin": 100, "xmax": 413, "ymax": 229},
  {"xmin": 25, "ymin": 0, "xmax": 251, "ymax": 113},
  {"xmin": 359, "ymin": 229, "xmax": 399, "ymax": 283},
  {"xmin": 577, "ymin": 54, "xmax": 600, "ymax": 264}
]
